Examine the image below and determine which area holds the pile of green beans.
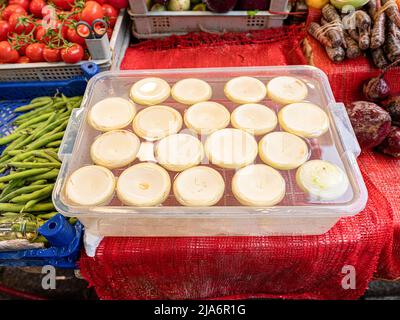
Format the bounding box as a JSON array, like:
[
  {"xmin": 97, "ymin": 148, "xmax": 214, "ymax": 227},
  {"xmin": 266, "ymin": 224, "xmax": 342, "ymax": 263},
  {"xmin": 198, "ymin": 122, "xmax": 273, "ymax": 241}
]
[{"xmin": 0, "ymin": 95, "xmax": 82, "ymax": 240}]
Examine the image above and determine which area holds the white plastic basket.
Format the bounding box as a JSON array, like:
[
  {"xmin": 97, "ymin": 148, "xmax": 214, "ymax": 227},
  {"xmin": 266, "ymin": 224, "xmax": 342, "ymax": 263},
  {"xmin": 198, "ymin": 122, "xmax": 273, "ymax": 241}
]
[
  {"xmin": 0, "ymin": 10, "xmax": 128, "ymax": 82},
  {"xmin": 129, "ymin": 0, "xmax": 290, "ymax": 39}
]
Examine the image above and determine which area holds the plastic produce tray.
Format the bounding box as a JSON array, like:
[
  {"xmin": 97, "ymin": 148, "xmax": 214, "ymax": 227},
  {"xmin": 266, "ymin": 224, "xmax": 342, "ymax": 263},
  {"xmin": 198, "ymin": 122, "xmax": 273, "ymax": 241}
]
[
  {"xmin": 0, "ymin": 10, "xmax": 128, "ymax": 82},
  {"xmin": 53, "ymin": 66, "xmax": 368, "ymax": 237},
  {"xmin": 129, "ymin": 0, "xmax": 290, "ymax": 39},
  {"xmin": 0, "ymin": 64, "xmax": 97, "ymax": 268}
]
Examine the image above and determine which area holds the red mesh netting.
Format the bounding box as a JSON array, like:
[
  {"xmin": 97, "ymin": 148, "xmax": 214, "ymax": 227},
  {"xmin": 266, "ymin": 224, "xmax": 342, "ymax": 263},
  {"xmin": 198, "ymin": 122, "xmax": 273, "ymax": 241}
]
[{"xmin": 79, "ymin": 22, "xmax": 400, "ymax": 300}]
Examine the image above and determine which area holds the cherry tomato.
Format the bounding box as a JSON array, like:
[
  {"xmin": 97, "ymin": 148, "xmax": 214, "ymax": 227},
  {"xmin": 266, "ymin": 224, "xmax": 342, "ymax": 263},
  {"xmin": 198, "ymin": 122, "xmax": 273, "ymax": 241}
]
[
  {"xmin": 61, "ymin": 43, "xmax": 84, "ymax": 64},
  {"xmin": 0, "ymin": 21, "xmax": 10, "ymax": 41},
  {"xmin": 54, "ymin": 20, "xmax": 68, "ymax": 39},
  {"xmin": 17, "ymin": 56, "xmax": 30, "ymax": 63},
  {"xmin": 66, "ymin": 26, "xmax": 86, "ymax": 46},
  {"xmin": 81, "ymin": 1, "xmax": 103, "ymax": 25},
  {"xmin": 8, "ymin": 48, "xmax": 20, "ymax": 62},
  {"xmin": 25, "ymin": 42, "xmax": 45, "ymax": 62},
  {"xmin": 29, "ymin": 0, "xmax": 46, "ymax": 18},
  {"xmin": 9, "ymin": 13, "xmax": 34, "ymax": 34},
  {"xmin": 1, "ymin": 5, "xmax": 27, "ymax": 21},
  {"xmin": 52, "ymin": 0, "xmax": 75, "ymax": 10},
  {"xmin": 107, "ymin": 0, "xmax": 127, "ymax": 9},
  {"xmin": 0, "ymin": 41, "xmax": 12, "ymax": 62},
  {"xmin": 102, "ymin": 4, "xmax": 118, "ymax": 28},
  {"xmin": 9, "ymin": 0, "xmax": 30, "ymax": 11},
  {"xmin": 43, "ymin": 47, "xmax": 61, "ymax": 62}
]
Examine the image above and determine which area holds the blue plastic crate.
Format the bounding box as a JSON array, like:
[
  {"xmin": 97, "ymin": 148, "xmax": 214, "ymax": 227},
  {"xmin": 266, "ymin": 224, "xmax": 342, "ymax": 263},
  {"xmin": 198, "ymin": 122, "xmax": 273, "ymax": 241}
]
[{"xmin": 0, "ymin": 63, "xmax": 98, "ymax": 268}]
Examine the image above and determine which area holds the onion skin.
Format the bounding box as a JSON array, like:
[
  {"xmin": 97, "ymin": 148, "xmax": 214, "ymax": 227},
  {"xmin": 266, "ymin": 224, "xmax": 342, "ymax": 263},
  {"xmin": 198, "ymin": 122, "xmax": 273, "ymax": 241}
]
[
  {"xmin": 346, "ymin": 101, "xmax": 392, "ymax": 149},
  {"xmin": 363, "ymin": 76, "xmax": 390, "ymax": 102},
  {"xmin": 377, "ymin": 126, "xmax": 400, "ymax": 157},
  {"xmin": 204, "ymin": 0, "xmax": 238, "ymax": 13}
]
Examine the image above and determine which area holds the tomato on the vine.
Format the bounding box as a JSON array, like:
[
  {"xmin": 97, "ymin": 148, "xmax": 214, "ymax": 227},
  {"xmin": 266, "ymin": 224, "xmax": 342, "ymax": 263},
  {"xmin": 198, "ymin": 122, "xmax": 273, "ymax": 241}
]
[
  {"xmin": 0, "ymin": 41, "xmax": 19, "ymax": 63},
  {"xmin": 81, "ymin": 1, "xmax": 103, "ymax": 25},
  {"xmin": 102, "ymin": 4, "xmax": 118, "ymax": 28},
  {"xmin": 0, "ymin": 21, "xmax": 10, "ymax": 41},
  {"xmin": 25, "ymin": 42, "xmax": 45, "ymax": 62},
  {"xmin": 66, "ymin": 26, "xmax": 86, "ymax": 46},
  {"xmin": 43, "ymin": 47, "xmax": 61, "ymax": 62},
  {"xmin": 9, "ymin": 13, "xmax": 35, "ymax": 34},
  {"xmin": 29, "ymin": 0, "xmax": 46, "ymax": 18},
  {"xmin": 17, "ymin": 56, "xmax": 30, "ymax": 63},
  {"xmin": 52, "ymin": 0, "xmax": 75, "ymax": 10},
  {"xmin": 61, "ymin": 43, "xmax": 84, "ymax": 63},
  {"xmin": 9, "ymin": 0, "xmax": 30, "ymax": 11},
  {"xmin": 1, "ymin": 5, "xmax": 27, "ymax": 21}
]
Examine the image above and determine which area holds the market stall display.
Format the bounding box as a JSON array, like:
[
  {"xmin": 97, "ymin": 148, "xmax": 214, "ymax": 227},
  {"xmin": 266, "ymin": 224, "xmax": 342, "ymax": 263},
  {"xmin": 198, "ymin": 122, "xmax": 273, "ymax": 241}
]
[
  {"xmin": 52, "ymin": 66, "xmax": 367, "ymax": 237},
  {"xmin": 129, "ymin": 0, "xmax": 291, "ymax": 38},
  {"xmin": 0, "ymin": 2, "xmax": 128, "ymax": 81}
]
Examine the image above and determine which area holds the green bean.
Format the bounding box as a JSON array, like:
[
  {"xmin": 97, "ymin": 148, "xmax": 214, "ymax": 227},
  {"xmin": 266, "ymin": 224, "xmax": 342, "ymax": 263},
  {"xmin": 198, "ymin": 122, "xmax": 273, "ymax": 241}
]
[
  {"xmin": 25, "ymin": 132, "xmax": 64, "ymax": 151},
  {"xmin": 30, "ymin": 96, "xmax": 52, "ymax": 104},
  {"xmin": 0, "ymin": 183, "xmax": 6, "ymax": 190},
  {"xmin": 8, "ymin": 149, "xmax": 55, "ymax": 161},
  {"xmin": 16, "ymin": 112, "xmax": 53, "ymax": 131},
  {"xmin": 0, "ymin": 168, "xmax": 50, "ymax": 182},
  {"xmin": 8, "ymin": 162, "xmax": 61, "ymax": 169},
  {"xmin": 37, "ymin": 212, "xmax": 58, "ymax": 220},
  {"xmin": 30, "ymin": 179, "xmax": 47, "ymax": 186},
  {"xmin": 31, "ymin": 115, "xmax": 67, "ymax": 139},
  {"xmin": 14, "ymin": 98, "xmax": 53, "ymax": 112},
  {"xmin": 2, "ymin": 135, "xmax": 26, "ymax": 155},
  {"xmin": 41, "ymin": 121, "xmax": 68, "ymax": 140},
  {"xmin": 25, "ymin": 169, "xmax": 59, "ymax": 181},
  {"xmin": 11, "ymin": 185, "xmax": 53, "ymax": 204},
  {"xmin": 24, "ymin": 195, "xmax": 49, "ymax": 209},
  {"xmin": 0, "ymin": 202, "xmax": 54, "ymax": 212},
  {"xmin": 46, "ymin": 140, "xmax": 62, "ymax": 148},
  {"xmin": 1, "ymin": 212, "xmax": 18, "ymax": 217},
  {"xmin": 0, "ymin": 132, "xmax": 22, "ymax": 146},
  {"xmin": 13, "ymin": 135, "xmax": 35, "ymax": 151},
  {"xmin": 0, "ymin": 178, "xmax": 24, "ymax": 198},
  {"xmin": 23, "ymin": 156, "xmax": 35, "ymax": 163},
  {"xmin": 68, "ymin": 217, "xmax": 78, "ymax": 225},
  {"xmin": 0, "ymin": 184, "xmax": 51, "ymax": 202}
]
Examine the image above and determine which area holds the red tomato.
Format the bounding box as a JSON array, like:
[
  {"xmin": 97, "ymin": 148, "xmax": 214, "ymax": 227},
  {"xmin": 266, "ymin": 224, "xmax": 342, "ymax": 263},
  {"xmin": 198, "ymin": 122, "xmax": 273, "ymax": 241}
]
[
  {"xmin": 0, "ymin": 21, "xmax": 10, "ymax": 41},
  {"xmin": 107, "ymin": 0, "xmax": 127, "ymax": 9},
  {"xmin": 61, "ymin": 43, "xmax": 84, "ymax": 63},
  {"xmin": 8, "ymin": 48, "xmax": 20, "ymax": 62},
  {"xmin": 1, "ymin": 5, "xmax": 27, "ymax": 21},
  {"xmin": 43, "ymin": 47, "xmax": 61, "ymax": 62},
  {"xmin": 0, "ymin": 41, "xmax": 13, "ymax": 62},
  {"xmin": 54, "ymin": 20, "xmax": 68, "ymax": 39},
  {"xmin": 9, "ymin": 0, "xmax": 30, "ymax": 11},
  {"xmin": 81, "ymin": 1, "xmax": 103, "ymax": 25},
  {"xmin": 102, "ymin": 4, "xmax": 118, "ymax": 28},
  {"xmin": 29, "ymin": 0, "xmax": 46, "ymax": 18},
  {"xmin": 52, "ymin": 0, "xmax": 75, "ymax": 10},
  {"xmin": 9, "ymin": 13, "xmax": 34, "ymax": 34},
  {"xmin": 66, "ymin": 26, "xmax": 86, "ymax": 46},
  {"xmin": 17, "ymin": 56, "xmax": 30, "ymax": 63},
  {"xmin": 95, "ymin": 0, "xmax": 108, "ymax": 4},
  {"xmin": 25, "ymin": 42, "xmax": 45, "ymax": 62}
]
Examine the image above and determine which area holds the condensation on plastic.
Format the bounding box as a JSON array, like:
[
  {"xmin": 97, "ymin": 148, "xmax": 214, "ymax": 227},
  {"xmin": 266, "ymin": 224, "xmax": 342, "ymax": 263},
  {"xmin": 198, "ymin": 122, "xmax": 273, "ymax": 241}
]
[{"xmin": 53, "ymin": 66, "xmax": 368, "ymax": 237}]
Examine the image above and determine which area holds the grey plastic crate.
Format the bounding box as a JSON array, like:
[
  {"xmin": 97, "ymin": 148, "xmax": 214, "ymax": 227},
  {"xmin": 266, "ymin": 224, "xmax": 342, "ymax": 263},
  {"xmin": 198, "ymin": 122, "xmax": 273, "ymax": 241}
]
[
  {"xmin": 129, "ymin": 0, "xmax": 289, "ymax": 39},
  {"xmin": 0, "ymin": 10, "xmax": 128, "ymax": 82}
]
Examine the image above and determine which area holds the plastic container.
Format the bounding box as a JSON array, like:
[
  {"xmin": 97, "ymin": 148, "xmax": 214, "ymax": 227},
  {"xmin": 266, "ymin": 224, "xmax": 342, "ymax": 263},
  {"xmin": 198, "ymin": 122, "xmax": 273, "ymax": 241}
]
[
  {"xmin": 129, "ymin": 0, "xmax": 290, "ymax": 39},
  {"xmin": 0, "ymin": 10, "xmax": 128, "ymax": 82},
  {"xmin": 53, "ymin": 66, "xmax": 368, "ymax": 237}
]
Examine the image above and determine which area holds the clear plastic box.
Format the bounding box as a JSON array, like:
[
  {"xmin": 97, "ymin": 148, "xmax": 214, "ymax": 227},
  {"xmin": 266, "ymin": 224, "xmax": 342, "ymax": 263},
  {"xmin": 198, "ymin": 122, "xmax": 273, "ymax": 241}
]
[{"xmin": 53, "ymin": 66, "xmax": 368, "ymax": 237}]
